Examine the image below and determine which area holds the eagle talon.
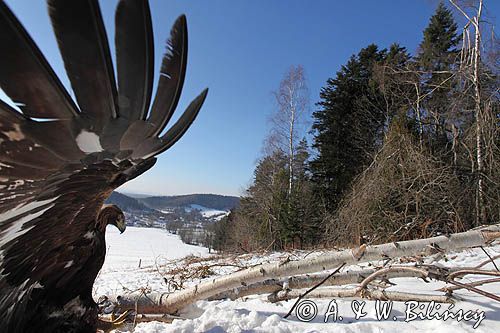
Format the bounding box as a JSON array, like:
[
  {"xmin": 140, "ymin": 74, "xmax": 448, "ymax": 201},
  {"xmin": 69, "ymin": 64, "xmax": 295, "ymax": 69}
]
[
  {"xmin": 111, "ymin": 309, "xmax": 134, "ymax": 325},
  {"xmin": 97, "ymin": 309, "xmax": 134, "ymax": 330}
]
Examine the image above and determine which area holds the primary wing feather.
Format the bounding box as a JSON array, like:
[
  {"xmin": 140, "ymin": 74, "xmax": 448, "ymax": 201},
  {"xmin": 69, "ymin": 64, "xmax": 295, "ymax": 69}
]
[
  {"xmin": 0, "ymin": 1, "xmax": 79, "ymax": 119},
  {"xmin": 133, "ymin": 88, "xmax": 208, "ymax": 159},
  {"xmin": 115, "ymin": 0, "xmax": 154, "ymax": 121},
  {"xmin": 147, "ymin": 15, "xmax": 188, "ymax": 136},
  {"xmin": 48, "ymin": 0, "xmax": 118, "ymax": 124}
]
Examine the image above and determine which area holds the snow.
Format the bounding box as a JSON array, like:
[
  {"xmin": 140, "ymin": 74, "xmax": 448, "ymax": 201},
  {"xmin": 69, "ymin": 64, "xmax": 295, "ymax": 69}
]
[
  {"xmin": 101, "ymin": 226, "xmax": 209, "ymax": 270},
  {"xmin": 94, "ymin": 227, "xmax": 209, "ymax": 298},
  {"xmin": 186, "ymin": 204, "xmax": 229, "ymax": 219},
  {"xmin": 94, "ymin": 227, "xmax": 500, "ymax": 333}
]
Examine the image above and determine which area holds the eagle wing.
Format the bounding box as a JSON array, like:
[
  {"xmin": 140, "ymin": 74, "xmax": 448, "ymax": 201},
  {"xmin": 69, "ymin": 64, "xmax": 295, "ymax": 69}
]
[{"xmin": 0, "ymin": 0, "xmax": 207, "ymax": 325}]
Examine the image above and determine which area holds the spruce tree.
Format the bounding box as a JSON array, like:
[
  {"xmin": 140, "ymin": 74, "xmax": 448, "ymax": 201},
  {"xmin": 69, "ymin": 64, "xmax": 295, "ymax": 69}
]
[
  {"xmin": 418, "ymin": 2, "xmax": 458, "ymax": 69},
  {"xmin": 310, "ymin": 45, "xmax": 387, "ymax": 212},
  {"xmin": 417, "ymin": 2, "xmax": 459, "ymax": 147}
]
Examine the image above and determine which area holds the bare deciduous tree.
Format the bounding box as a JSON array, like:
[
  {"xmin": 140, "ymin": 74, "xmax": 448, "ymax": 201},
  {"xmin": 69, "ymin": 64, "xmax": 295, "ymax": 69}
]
[
  {"xmin": 450, "ymin": 0, "xmax": 486, "ymax": 225},
  {"xmin": 270, "ymin": 65, "xmax": 310, "ymax": 196}
]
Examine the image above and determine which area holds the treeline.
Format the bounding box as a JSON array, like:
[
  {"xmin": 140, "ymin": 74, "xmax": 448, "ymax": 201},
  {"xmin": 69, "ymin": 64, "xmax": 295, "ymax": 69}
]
[
  {"xmin": 211, "ymin": 2, "xmax": 499, "ymax": 252},
  {"xmin": 140, "ymin": 194, "xmax": 240, "ymax": 211}
]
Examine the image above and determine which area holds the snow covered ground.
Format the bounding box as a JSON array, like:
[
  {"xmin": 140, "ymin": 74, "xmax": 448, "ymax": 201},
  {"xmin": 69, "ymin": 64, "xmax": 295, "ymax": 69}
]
[
  {"xmin": 102, "ymin": 226, "xmax": 209, "ymax": 270},
  {"xmin": 93, "ymin": 227, "xmax": 209, "ymax": 298},
  {"xmin": 95, "ymin": 227, "xmax": 500, "ymax": 333},
  {"xmin": 186, "ymin": 204, "xmax": 230, "ymax": 220}
]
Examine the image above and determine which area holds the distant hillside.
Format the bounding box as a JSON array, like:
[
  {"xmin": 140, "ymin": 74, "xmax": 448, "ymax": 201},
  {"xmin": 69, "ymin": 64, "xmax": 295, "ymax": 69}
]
[
  {"xmin": 120, "ymin": 192, "xmax": 152, "ymax": 199},
  {"xmin": 139, "ymin": 194, "xmax": 239, "ymax": 211},
  {"xmin": 106, "ymin": 192, "xmax": 153, "ymax": 212}
]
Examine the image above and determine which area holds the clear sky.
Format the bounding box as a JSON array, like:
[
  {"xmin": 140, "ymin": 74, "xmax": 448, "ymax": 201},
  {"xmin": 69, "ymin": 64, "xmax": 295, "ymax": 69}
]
[{"xmin": 2, "ymin": 0, "xmax": 498, "ymax": 196}]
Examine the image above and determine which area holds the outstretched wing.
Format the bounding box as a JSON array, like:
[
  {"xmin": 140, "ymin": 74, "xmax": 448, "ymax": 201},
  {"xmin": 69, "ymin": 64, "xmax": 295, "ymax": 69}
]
[{"xmin": 0, "ymin": 0, "xmax": 207, "ymax": 326}]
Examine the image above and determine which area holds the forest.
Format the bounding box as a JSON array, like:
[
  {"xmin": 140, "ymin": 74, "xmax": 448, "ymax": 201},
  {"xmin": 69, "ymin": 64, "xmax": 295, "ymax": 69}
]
[{"xmin": 211, "ymin": 2, "xmax": 500, "ymax": 252}]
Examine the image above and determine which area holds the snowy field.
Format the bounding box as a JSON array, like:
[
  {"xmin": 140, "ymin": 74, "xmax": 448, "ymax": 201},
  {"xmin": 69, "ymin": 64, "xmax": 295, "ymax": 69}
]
[
  {"xmin": 101, "ymin": 226, "xmax": 209, "ymax": 270},
  {"xmin": 95, "ymin": 227, "xmax": 500, "ymax": 333}
]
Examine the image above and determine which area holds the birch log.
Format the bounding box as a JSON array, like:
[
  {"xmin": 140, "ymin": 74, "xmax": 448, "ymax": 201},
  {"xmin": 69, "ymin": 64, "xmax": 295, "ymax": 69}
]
[
  {"xmin": 209, "ymin": 265, "xmax": 468, "ymax": 301},
  {"xmin": 113, "ymin": 224, "xmax": 500, "ymax": 314}
]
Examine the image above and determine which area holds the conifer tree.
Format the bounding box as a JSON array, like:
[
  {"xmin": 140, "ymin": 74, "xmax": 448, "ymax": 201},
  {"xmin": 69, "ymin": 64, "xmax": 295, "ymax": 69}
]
[
  {"xmin": 417, "ymin": 2, "xmax": 459, "ymax": 146},
  {"xmin": 310, "ymin": 45, "xmax": 387, "ymax": 211}
]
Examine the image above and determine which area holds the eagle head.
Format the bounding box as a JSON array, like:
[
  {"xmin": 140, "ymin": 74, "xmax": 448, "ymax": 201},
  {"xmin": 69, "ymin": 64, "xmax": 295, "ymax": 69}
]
[{"xmin": 98, "ymin": 204, "xmax": 126, "ymax": 234}]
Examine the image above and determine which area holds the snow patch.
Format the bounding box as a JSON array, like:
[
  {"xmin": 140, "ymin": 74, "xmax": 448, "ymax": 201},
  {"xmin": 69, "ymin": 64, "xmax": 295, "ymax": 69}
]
[{"xmin": 185, "ymin": 204, "xmax": 229, "ymax": 220}]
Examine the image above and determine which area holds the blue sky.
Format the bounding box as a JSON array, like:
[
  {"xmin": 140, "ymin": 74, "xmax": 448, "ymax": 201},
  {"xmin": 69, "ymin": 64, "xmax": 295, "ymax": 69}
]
[{"xmin": 2, "ymin": 0, "xmax": 498, "ymax": 196}]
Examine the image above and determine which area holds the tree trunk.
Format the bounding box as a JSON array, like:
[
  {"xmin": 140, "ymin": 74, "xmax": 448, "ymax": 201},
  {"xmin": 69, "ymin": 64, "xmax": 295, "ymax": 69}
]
[
  {"xmin": 450, "ymin": 0, "xmax": 485, "ymax": 226},
  {"xmin": 208, "ymin": 265, "xmax": 468, "ymax": 301},
  {"xmin": 288, "ymin": 86, "xmax": 295, "ymax": 197},
  {"xmin": 473, "ymin": 1, "xmax": 485, "ymax": 226},
  {"xmin": 414, "ymin": 82, "xmax": 424, "ymax": 149}
]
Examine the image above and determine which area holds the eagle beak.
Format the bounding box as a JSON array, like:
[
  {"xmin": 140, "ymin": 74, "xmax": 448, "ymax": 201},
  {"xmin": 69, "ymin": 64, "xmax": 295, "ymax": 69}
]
[{"xmin": 116, "ymin": 216, "xmax": 126, "ymax": 234}]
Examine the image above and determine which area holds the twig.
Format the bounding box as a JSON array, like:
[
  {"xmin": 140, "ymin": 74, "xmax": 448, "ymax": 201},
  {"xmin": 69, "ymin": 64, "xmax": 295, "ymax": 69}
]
[
  {"xmin": 479, "ymin": 246, "xmax": 499, "ymax": 271},
  {"xmin": 356, "ymin": 266, "xmax": 428, "ymax": 291},
  {"xmin": 283, "ymin": 263, "xmax": 345, "ymax": 319},
  {"xmin": 448, "ymin": 269, "xmax": 500, "ymax": 280},
  {"xmin": 438, "ymin": 277, "xmax": 500, "ymax": 292},
  {"xmin": 475, "ymin": 254, "xmax": 500, "ymax": 269},
  {"xmin": 445, "ymin": 280, "xmax": 500, "ymax": 302}
]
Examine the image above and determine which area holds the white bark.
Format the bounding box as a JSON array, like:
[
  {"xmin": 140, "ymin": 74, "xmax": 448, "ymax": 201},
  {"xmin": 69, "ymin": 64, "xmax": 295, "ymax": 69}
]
[
  {"xmin": 288, "ymin": 85, "xmax": 295, "ymax": 197},
  {"xmin": 270, "ymin": 65, "xmax": 308, "ymax": 197},
  {"xmin": 473, "ymin": 0, "xmax": 485, "ymax": 226},
  {"xmin": 209, "ymin": 265, "xmax": 468, "ymax": 301},
  {"xmin": 414, "ymin": 82, "xmax": 424, "ymax": 149},
  {"xmin": 449, "ymin": 0, "xmax": 485, "ymax": 226}
]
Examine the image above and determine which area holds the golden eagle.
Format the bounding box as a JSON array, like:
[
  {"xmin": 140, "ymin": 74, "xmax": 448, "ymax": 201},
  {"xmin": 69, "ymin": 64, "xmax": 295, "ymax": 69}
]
[{"xmin": 0, "ymin": 0, "xmax": 207, "ymax": 331}]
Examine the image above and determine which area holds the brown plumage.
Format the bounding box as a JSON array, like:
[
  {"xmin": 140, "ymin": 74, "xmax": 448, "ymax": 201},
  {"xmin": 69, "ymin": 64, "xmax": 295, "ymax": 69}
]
[{"xmin": 0, "ymin": 0, "xmax": 207, "ymax": 332}]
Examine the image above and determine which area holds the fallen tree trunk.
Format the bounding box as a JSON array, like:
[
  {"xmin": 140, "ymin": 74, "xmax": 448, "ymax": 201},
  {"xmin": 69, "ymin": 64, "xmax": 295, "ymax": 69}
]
[
  {"xmin": 111, "ymin": 224, "xmax": 500, "ymax": 314},
  {"xmin": 209, "ymin": 265, "xmax": 468, "ymax": 301},
  {"xmin": 113, "ymin": 265, "xmax": 461, "ymax": 312}
]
